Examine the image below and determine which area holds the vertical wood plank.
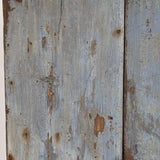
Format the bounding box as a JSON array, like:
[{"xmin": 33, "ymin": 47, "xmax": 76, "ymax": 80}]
[
  {"xmin": 0, "ymin": 0, "xmax": 6, "ymax": 160},
  {"xmin": 124, "ymin": 0, "xmax": 160, "ymax": 159},
  {"xmin": 4, "ymin": 0, "xmax": 124, "ymax": 159}
]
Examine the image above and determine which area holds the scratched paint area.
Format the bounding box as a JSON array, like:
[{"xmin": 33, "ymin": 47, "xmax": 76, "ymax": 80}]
[
  {"xmin": 4, "ymin": 0, "xmax": 124, "ymax": 159},
  {"xmin": 124, "ymin": 0, "xmax": 160, "ymax": 159}
]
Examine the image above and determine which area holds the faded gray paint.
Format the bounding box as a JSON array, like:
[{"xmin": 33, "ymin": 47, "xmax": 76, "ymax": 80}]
[
  {"xmin": 4, "ymin": 0, "xmax": 124, "ymax": 160},
  {"xmin": 124, "ymin": 0, "xmax": 160, "ymax": 159}
]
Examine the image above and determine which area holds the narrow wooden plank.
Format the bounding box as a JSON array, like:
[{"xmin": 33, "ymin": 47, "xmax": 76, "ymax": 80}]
[
  {"xmin": 124, "ymin": 0, "xmax": 160, "ymax": 159},
  {"xmin": 4, "ymin": 0, "xmax": 124, "ymax": 159},
  {"xmin": 0, "ymin": 0, "xmax": 6, "ymax": 160}
]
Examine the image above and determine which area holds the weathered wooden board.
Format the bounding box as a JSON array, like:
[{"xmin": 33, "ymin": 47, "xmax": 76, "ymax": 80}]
[
  {"xmin": 4, "ymin": 0, "xmax": 124, "ymax": 159},
  {"xmin": 124, "ymin": 0, "xmax": 160, "ymax": 159}
]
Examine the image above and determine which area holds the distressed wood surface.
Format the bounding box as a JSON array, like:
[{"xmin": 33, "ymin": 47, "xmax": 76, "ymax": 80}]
[
  {"xmin": 4, "ymin": 0, "xmax": 124, "ymax": 159},
  {"xmin": 124, "ymin": 0, "xmax": 160, "ymax": 159}
]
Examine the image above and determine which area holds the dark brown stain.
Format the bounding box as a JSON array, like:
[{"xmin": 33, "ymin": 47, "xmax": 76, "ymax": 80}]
[
  {"xmin": 91, "ymin": 40, "xmax": 96, "ymax": 56},
  {"xmin": 108, "ymin": 116, "xmax": 113, "ymax": 120},
  {"xmin": 9, "ymin": 80, "xmax": 15, "ymax": 93},
  {"xmin": 8, "ymin": 153, "xmax": 15, "ymax": 160},
  {"xmin": 50, "ymin": 65, "xmax": 53, "ymax": 76},
  {"xmin": 55, "ymin": 132, "xmax": 60, "ymax": 143},
  {"xmin": 94, "ymin": 143, "xmax": 96, "ymax": 149},
  {"xmin": 6, "ymin": 105, "xmax": 9, "ymax": 120},
  {"xmin": 94, "ymin": 114, "xmax": 105, "ymax": 137},
  {"xmin": 130, "ymin": 87, "xmax": 135, "ymax": 94},
  {"xmin": 49, "ymin": 106, "xmax": 53, "ymax": 115},
  {"xmin": 89, "ymin": 113, "xmax": 92, "ymax": 119},
  {"xmin": 42, "ymin": 36, "xmax": 46, "ymax": 48},
  {"xmin": 54, "ymin": 33, "xmax": 56, "ymax": 37},
  {"xmin": 27, "ymin": 38, "xmax": 32, "ymax": 53},
  {"xmin": 64, "ymin": 25, "xmax": 66, "ymax": 28},
  {"xmin": 112, "ymin": 27, "xmax": 122, "ymax": 38},
  {"xmin": 124, "ymin": 148, "xmax": 134, "ymax": 160},
  {"xmin": 3, "ymin": 0, "xmax": 11, "ymax": 52},
  {"xmin": 146, "ymin": 19, "xmax": 150, "ymax": 27},
  {"xmin": 6, "ymin": 106, "xmax": 10, "ymax": 114},
  {"xmin": 9, "ymin": 81, "xmax": 14, "ymax": 86},
  {"xmin": 77, "ymin": 156, "xmax": 79, "ymax": 160},
  {"xmin": 15, "ymin": 0, "xmax": 22, "ymax": 2},
  {"xmin": 10, "ymin": 7, "xmax": 15, "ymax": 11}
]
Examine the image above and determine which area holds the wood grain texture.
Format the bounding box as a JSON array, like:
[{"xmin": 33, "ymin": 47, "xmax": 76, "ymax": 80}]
[
  {"xmin": 124, "ymin": 0, "xmax": 160, "ymax": 159},
  {"xmin": 4, "ymin": 0, "xmax": 124, "ymax": 160}
]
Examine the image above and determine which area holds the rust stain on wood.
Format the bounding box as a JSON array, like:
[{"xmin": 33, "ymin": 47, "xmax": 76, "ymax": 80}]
[
  {"xmin": 8, "ymin": 153, "xmax": 15, "ymax": 160},
  {"xmin": 22, "ymin": 127, "xmax": 30, "ymax": 157},
  {"xmin": 46, "ymin": 24, "xmax": 50, "ymax": 34},
  {"xmin": 124, "ymin": 148, "xmax": 134, "ymax": 160},
  {"xmin": 146, "ymin": 19, "xmax": 150, "ymax": 27},
  {"xmin": 49, "ymin": 106, "xmax": 53, "ymax": 115},
  {"xmin": 130, "ymin": 86, "xmax": 135, "ymax": 94},
  {"xmin": 50, "ymin": 136, "xmax": 52, "ymax": 144},
  {"xmin": 91, "ymin": 40, "xmax": 96, "ymax": 56},
  {"xmin": 112, "ymin": 27, "xmax": 122, "ymax": 38},
  {"xmin": 41, "ymin": 65, "xmax": 59, "ymax": 109},
  {"xmin": 94, "ymin": 114, "xmax": 105, "ymax": 137},
  {"xmin": 46, "ymin": 133, "xmax": 56, "ymax": 160},
  {"xmin": 22, "ymin": 127, "xmax": 30, "ymax": 143},
  {"xmin": 48, "ymin": 87, "xmax": 54, "ymax": 102},
  {"xmin": 55, "ymin": 132, "xmax": 60, "ymax": 143},
  {"xmin": 42, "ymin": 36, "xmax": 46, "ymax": 48}
]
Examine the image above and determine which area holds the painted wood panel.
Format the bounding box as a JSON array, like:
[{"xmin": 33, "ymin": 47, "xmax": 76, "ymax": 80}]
[
  {"xmin": 124, "ymin": 0, "xmax": 160, "ymax": 159},
  {"xmin": 4, "ymin": 0, "xmax": 124, "ymax": 159}
]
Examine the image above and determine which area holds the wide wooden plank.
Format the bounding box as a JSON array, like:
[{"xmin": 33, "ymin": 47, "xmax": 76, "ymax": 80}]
[
  {"xmin": 124, "ymin": 0, "xmax": 160, "ymax": 159},
  {"xmin": 4, "ymin": 0, "xmax": 124, "ymax": 159}
]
